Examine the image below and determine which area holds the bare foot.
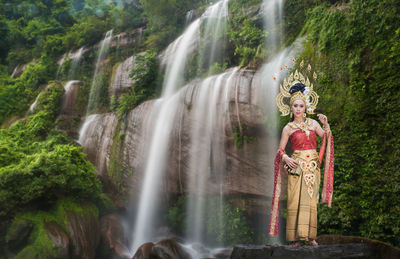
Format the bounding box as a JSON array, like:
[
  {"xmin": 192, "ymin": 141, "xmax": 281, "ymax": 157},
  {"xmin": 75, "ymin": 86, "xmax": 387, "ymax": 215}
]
[
  {"xmin": 309, "ymin": 239, "xmax": 318, "ymax": 246},
  {"xmin": 290, "ymin": 241, "xmax": 301, "ymax": 247}
]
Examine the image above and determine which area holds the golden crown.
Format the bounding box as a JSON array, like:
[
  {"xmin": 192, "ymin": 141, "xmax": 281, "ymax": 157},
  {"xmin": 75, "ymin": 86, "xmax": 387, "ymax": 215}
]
[{"xmin": 274, "ymin": 59, "xmax": 319, "ymax": 116}]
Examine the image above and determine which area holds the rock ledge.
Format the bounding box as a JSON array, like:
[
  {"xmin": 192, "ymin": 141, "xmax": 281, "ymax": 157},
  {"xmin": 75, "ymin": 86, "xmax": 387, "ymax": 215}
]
[{"xmin": 230, "ymin": 244, "xmax": 371, "ymax": 259}]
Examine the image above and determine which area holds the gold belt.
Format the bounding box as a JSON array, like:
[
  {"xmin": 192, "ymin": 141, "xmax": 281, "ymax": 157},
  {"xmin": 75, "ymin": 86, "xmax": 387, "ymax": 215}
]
[
  {"xmin": 292, "ymin": 150, "xmax": 318, "ymax": 162},
  {"xmin": 292, "ymin": 150, "xmax": 319, "ymax": 172}
]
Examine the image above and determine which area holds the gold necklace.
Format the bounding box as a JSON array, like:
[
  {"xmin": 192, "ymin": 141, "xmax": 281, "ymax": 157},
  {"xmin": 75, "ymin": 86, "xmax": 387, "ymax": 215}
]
[{"xmin": 289, "ymin": 118, "xmax": 311, "ymax": 138}]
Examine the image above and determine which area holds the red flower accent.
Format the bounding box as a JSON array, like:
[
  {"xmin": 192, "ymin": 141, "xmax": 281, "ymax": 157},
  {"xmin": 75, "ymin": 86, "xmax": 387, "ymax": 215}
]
[
  {"xmin": 307, "ymin": 155, "xmax": 310, "ymax": 158},
  {"xmin": 307, "ymin": 64, "xmax": 311, "ymax": 71},
  {"xmin": 284, "ymin": 64, "xmax": 288, "ymax": 69},
  {"xmin": 291, "ymin": 57, "xmax": 296, "ymax": 63},
  {"xmin": 280, "ymin": 66, "xmax": 283, "ymax": 71},
  {"xmin": 313, "ymin": 72, "xmax": 317, "ymax": 79}
]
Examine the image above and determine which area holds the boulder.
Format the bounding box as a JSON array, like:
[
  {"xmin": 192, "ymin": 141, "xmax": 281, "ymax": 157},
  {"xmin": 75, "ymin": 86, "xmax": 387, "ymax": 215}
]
[
  {"xmin": 132, "ymin": 242, "xmax": 154, "ymax": 259},
  {"xmin": 149, "ymin": 238, "xmax": 192, "ymax": 259},
  {"xmin": 66, "ymin": 209, "xmax": 100, "ymax": 259},
  {"xmin": 6, "ymin": 218, "xmax": 34, "ymax": 252},
  {"xmin": 230, "ymin": 244, "xmax": 371, "ymax": 259},
  {"xmin": 44, "ymin": 221, "xmax": 70, "ymax": 259},
  {"xmin": 317, "ymin": 234, "xmax": 400, "ymax": 259},
  {"xmin": 99, "ymin": 213, "xmax": 131, "ymax": 259}
]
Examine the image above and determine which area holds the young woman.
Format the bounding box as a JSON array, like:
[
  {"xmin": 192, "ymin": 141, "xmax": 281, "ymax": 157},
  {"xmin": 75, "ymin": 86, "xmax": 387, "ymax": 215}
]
[{"xmin": 269, "ymin": 81, "xmax": 334, "ymax": 246}]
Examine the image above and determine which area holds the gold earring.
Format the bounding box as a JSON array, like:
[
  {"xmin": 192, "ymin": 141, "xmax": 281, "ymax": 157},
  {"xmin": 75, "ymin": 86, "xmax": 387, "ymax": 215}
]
[{"xmin": 303, "ymin": 113, "xmax": 306, "ymax": 118}]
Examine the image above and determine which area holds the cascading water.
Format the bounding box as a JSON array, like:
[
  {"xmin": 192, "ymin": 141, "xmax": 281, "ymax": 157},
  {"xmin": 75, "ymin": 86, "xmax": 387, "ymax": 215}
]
[
  {"xmin": 68, "ymin": 47, "xmax": 85, "ymax": 80},
  {"xmin": 61, "ymin": 80, "xmax": 80, "ymax": 115},
  {"xmin": 78, "ymin": 114, "xmax": 99, "ymax": 145},
  {"xmin": 130, "ymin": 0, "xmax": 230, "ymax": 253},
  {"xmin": 263, "ymin": 0, "xmax": 284, "ymax": 52},
  {"xmin": 130, "ymin": 16, "xmax": 201, "ymax": 253},
  {"xmin": 87, "ymin": 29, "xmax": 113, "ymax": 113},
  {"xmin": 200, "ymin": 0, "xmax": 229, "ymax": 73},
  {"xmin": 185, "ymin": 68, "xmax": 238, "ymax": 245},
  {"xmin": 56, "ymin": 53, "xmax": 66, "ymax": 80}
]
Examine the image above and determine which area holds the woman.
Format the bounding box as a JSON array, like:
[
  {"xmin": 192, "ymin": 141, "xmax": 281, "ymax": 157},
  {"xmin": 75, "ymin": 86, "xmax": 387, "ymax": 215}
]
[{"xmin": 269, "ymin": 80, "xmax": 334, "ymax": 246}]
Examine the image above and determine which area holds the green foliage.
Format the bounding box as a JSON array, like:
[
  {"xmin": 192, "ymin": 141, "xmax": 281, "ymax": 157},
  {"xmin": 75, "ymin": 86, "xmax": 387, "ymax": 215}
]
[
  {"xmin": 233, "ymin": 125, "xmax": 256, "ymax": 148},
  {"xmin": 139, "ymin": 0, "xmax": 204, "ymax": 50},
  {"xmin": 227, "ymin": 0, "xmax": 266, "ymax": 68},
  {"xmin": 0, "ymin": 80, "xmax": 103, "ymax": 247},
  {"xmin": 299, "ymin": 0, "xmax": 400, "ymax": 247},
  {"xmin": 166, "ymin": 196, "xmax": 253, "ymax": 246},
  {"xmin": 7, "ymin": 199, "xmax": 99, "ymax": 258},
  {"xmin": 0, "ymin": 0, "xmax": 144, "ymax": 66},
  {"xmin": 0, "ymin": 60, "xmax": 55, "ymax": 125},
  {"xmin": 116, "ymin": 50, "xmax": 159, "ymax": 117}
]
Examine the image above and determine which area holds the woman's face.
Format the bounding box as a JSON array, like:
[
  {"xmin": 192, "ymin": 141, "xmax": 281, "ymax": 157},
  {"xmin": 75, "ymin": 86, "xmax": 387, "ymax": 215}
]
[{"xmin": 291, "ymin": 99, "xmax": 306, "ymax": 119}]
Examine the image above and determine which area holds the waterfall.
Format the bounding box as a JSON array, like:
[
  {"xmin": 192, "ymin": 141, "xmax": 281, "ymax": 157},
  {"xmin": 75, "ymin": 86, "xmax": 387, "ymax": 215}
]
[
  {"xmin": 78, "ymin": 114, "xmax": 99, "ymax": 145},
  {"xmin": 185, "ymin": 68, "xmax": 238, "ymax": 244},
  {"xmin": 262, "ymin": 0, "xmax": 284, "ymax": 52},
  {"xmin": 130, "ymin": 17, "xmax": 201, "ymax": 253},
  {"xmin": 68, "ymin": 47, "xmax": 85, "ymax": 80},
  {"xmin": 87, "ymin": 30, "xmax": 113, "ymax": 114},
  {"xmin": 200, "ymin": 0, "xmax": 229, "ymax": 73},
  {"xmin": 61, "ymin": 80, "xmax": 80, "ymax": 115},
  {"xmin": 56, "ymin": 53, "xmax": 66, "ymax": 80},
  {"xmin": 130, "ymin": 0, "xmax": 230, "ymax": 253}
]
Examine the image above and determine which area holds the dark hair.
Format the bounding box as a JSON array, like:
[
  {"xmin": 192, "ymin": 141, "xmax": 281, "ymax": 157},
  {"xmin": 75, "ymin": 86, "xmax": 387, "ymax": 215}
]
[
  {"xmin": 289, "ymin": 82, "xmax": 307, "ymax": 122},
  {"xmin": 289, "ymin": 82, "xmax": 306, "ymax": 94}
]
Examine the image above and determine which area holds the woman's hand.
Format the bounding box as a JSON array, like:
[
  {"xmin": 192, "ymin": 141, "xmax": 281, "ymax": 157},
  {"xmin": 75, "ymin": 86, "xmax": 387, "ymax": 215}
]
[
  {"xmin": 317, "ymin": 113, "xmax": 328, "ymax": 126},
  {"xmin": 284, "ymin": 156, "xmax": 299, "ymax": 169}
]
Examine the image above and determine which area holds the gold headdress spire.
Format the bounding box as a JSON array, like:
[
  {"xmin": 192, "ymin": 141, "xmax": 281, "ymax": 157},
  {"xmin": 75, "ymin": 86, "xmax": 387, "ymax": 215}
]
[{"xmin": 275, "ymin": 64, "xmax": 319, "ymax": 116}]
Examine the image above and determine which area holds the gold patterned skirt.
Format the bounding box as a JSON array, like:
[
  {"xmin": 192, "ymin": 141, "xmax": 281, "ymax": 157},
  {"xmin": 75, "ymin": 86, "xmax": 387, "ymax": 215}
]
[{"xmin": 286, "ymin": 150, "xmax": 321, "ymax": 241}]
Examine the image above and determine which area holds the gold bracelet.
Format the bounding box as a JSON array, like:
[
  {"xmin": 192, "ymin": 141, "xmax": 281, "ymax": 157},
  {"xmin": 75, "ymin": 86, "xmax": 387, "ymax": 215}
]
[{"xmin": 323, "ymin": 124, "xmax": 330, "ymax": 132}]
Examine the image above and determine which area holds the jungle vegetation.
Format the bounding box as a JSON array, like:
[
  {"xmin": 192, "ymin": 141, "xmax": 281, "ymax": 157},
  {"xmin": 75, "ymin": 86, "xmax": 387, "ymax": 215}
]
[{"xmin": 0, "ymin": 0, "xmax": 399, "ymax": 253}]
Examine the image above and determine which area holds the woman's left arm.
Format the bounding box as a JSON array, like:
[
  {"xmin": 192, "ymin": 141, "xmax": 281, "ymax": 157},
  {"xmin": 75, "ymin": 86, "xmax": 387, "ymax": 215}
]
[{"xmin": 314, "ymin": 114, "xmax": 329, "ymax": 138}]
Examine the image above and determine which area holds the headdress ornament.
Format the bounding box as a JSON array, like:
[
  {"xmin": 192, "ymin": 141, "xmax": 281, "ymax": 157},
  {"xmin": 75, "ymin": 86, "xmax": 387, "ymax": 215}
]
[{"xmin": 274, "ymin": 58, "xmax": 319, "ymax": 116}]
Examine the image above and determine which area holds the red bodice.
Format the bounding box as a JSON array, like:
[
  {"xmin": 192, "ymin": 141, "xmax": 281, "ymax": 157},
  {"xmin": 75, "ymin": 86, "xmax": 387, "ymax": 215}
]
[{"xmin": 289, "ymin": 129, "xmax": 317, "ymax": 151}]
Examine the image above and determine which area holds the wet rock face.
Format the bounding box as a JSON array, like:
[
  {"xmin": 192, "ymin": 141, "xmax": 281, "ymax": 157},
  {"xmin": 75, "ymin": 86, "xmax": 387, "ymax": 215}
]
[
  {"xmin": 44, "ymin": 222, "xmax": 70, "ymax": 259},
  {"xmin": 61, "ymin": 81, "xmax": 81, "ymax": 115},
  {"xmin": 230, "ymin": 244, "xmax": 372, "ymax": 259},
  {"xmin": 111, "ymin": 28, "xmax": 144, "ymax": 49},
  {"xmin": 80, "ymin": 69, "xmax": 275, "ymax": 213},
  {"xmin": 79, "ymin": 113, "xmax": 119, "ymax": 178},
  {"xmin": 109, "ymin": 56, "xmax": 136, "ymax": 99},
  {"xmin": 67, "ymin": 209, "xmax": 100, "ymax": 259},
  {"xmin": 99, "ymin": 213, "xmax": 131, "ymax": 259}
]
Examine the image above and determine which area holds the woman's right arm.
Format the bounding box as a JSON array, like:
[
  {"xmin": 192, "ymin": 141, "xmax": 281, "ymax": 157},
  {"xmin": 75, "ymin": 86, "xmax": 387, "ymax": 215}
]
[{"xmin": 278, "ymin": 126, "xmax": 299, "ymax": 169}]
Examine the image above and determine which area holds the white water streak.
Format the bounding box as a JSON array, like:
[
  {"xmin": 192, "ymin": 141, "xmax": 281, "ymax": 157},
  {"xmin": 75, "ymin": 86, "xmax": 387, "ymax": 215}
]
[{"xmin": 87, "ymin": 30, "xmax": 113, "ymax": 113}]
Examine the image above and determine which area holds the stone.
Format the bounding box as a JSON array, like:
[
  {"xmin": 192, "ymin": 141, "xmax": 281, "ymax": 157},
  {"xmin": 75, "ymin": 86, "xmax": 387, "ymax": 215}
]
[
  {"xmin": 80, "ymin": 68, "xmax": 276, "ymax": 215},
  {"xmin": 44, "ymin": 221, "xmax": 70, "ymax": 259},
  {"xmin": 66, "ymin": 208, "xmax": 100, "ymax": 259},
  {"xmin": 149, "ymin": 238, "xmax": 192, "ymax": 259},
  {"xmin": 317, "ymin": 234, "xmax": 400, "ymax": 259},
  {"xmin": 229, "ymin": 244, "xmax": 372, "ymax": 259},
  {"xmin": 99, "ymin": 213, "xmax": 131, "ymax": 259},
  {"xmin": 132, "ymin": 242, "xmax": 154, "ymax": 259},
  {"xmin": 109, "ymin": 56, "xmax": 136, "ymax": 99},
  {"xmin": 6, "ymin": 218, "xmax": 34, "ymax": 252}
]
